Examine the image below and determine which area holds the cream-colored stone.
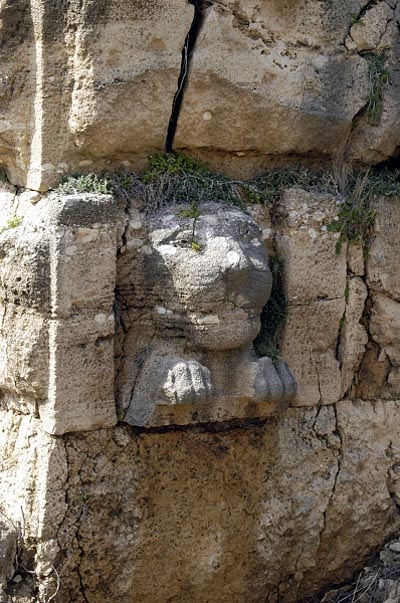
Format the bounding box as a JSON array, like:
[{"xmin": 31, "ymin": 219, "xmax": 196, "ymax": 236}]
[
  {"xmin": 281, "ymin": 300, "xmax": 345, "ymax": 406},
  {"xmin": 175, "ymin": 2, "xmax": 369, "ymax": 161},
  {"xmin": 277, "ymin": 189, "xmax": 347, "ymax": 303},
  {"xmin": 1, "ymin": 401, "xmax": 399, "ymax": 603},
  {"xmin": 276, "ymin": 189, "xmax": 347, "ymax": 406},
  {"xmin": 0, "ymin": 193, "xmax": 123, "ymax": 434},
  {"xmin": 348, "ymin": 1, "xmax": 393, "ymax": 52},
  {"xmin": 367, "ymin": 196, "xmax": 400, "ymax": 300},
  {"xmin": 370, "ymin": 293, "xmax": 400, "ymax": 363},
  {"xmin": 65, "ymin": 0, "xmax": 193, "ymax": 169},
  {"xmin": 299, "ymin": 399, "xmax": 400, "ymax": 598},
  {"xmin": 347, "ymin": 241, "xmax": 364, "ymax": 276},
  {"xmin": 370, "ymin": 292, "xmax": 400, "ymax": 396},
  {"xmin": 0, "ymin": 0, "xmax": 193, "ymax": 190},
  {"xmin": 1, "ymin": 1, "xmax": 399, "ymax": 184},
  {"xmin": 347, "ymin": 12, "xmax": 400, "ymax": 164},
  {"xmin": 338, "ymin": 277, "xmax": 369, "ymax": 397}
]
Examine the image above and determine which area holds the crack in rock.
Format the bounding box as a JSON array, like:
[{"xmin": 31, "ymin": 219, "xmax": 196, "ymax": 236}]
[{"xmin": 165, "ymin": 0, "xmax": 209, "ymax": 152}]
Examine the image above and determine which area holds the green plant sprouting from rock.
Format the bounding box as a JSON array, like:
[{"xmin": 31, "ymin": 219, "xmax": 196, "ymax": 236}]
[
  {"xmin": 328, "ymin": 168, "xmax": 400, "ymax": 254},
  {"xmin": 56, "ymin": 153, "xmax": 272, "ymax": 211},
  {"xmin": 364, "ymin": 51, "xmax": 389, "ymax": 126},
  {"xmin": 178, "ymin": 202, "xmax": 203, "ymax": 252},
  {"xmin": 55, "ymin": 152, "xmax": 400, "ymax": 258},
  {"xmin": 55, "ymin": 173, "xmax": 116, "ymax": 196},
  {"xmin": 0, "ymin": 215, "xmax": 23, "ymax": 234}
]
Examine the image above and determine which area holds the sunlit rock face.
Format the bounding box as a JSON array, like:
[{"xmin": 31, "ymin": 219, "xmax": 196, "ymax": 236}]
[
  {"xmin": 0, "ymin": 0, "xmax": 193, "ymax": 190},
  {"xmin": 1, "ymin": 188, "xmax": 400, "ymax": 603},
  {"xmin": 1, "ymin": 1, "xmax": 400, "ymax": 188}
]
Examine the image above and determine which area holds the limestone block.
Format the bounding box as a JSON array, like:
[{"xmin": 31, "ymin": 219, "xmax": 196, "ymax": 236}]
[
  {"xmin": 347, "ymin": 12, "xmax": 400, "ymax": 164},
  {"xmin": 367, "ymin": 196, "xmax": 400, "ymax": 300},
  {"xmin": 49, "ymin": 225, "xmax": 117, "ymax": 319},
  {"xmin": 0, "ymin": 410, "xmax": 67, "ymax": 602},
  {"xmin": 175, "ymin": 2, "xmax": 369, "ymax": 162},
  {"xmin": 0, "ymin": 0, "xmax": 193, "ymax": 190},
  {"xmin": 281, "ymin": 300, "xmax": 345, "ymax": 406},
  {"xmin": 65, "ymin": 0, "xmax": 193, "ymax": 176},
  {"xmin": 370, "ymin": 292, "xmax": 400, "ymax": 396},
  {"xmin": 0, "ymin": 306, "xmax": 48, "ymax": 405},
  {"xmin": 19, "ymin": 401, "xmax": 400, "ymax": 603},
  {"xmin": 347, "ymin": 241, "xmax": 364, "ymax": 276},
  {"xmin": 338, "ymin": 276, "xmax": 368, "ymax": 397},
  {"xmin": 303, "ymin": 399, "xmax": 400, "ymax": 597},
  {"xmin": 276, "ymin": 189, "xmax": 347, "ymax": 406},
  {"xmin": 346, "ymin": 1, "xmax": 393, "ymax": 52},
  {"xmin": 41, "ymin": 313, "xmax": 116, "ymax": 435},
  {"xmin": 276, "ymin": 189, "xmax": 347, "ymax": 303},
  {"xmin": 0, "ymin": 194, "xmax": 122, "ymax": 434}
]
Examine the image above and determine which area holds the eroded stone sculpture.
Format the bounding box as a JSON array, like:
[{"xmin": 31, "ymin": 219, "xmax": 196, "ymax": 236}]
[
  {"xmin": 119, "ymin": 203, "xmax": 296, "ymax": 427},
  {"xmin": 0, "ymin": 194, "xmax": 295, "ymax": 433}
]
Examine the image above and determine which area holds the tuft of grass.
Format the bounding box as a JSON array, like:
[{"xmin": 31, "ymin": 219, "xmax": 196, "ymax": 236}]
[
  {"xmin": 0, "ymin": 215, "xmax": 23, "ymax": 234},
  {"xmin": 54, "ymin": 154, "xmax": 399, "ymax": 260},
  {"xmin": 56, "ymin": 153, "xmax": 262, "ymax": 211},
  {"xmin": 178, "ymin": 203, "xmax": 201, "ymax": 220},
  {"xmin": 140, "ymin": 152, "xmax": 250, "ymax": 211},
  {"xmin": 364, "ymin": 51, "xmax": 389, "ymax": 126},
  {"xmin": 249, "ymin": 167, "xmax": 336, "ymax": 205},
  {"xmin": 190, "ymin": 240, "xmax": 203, "ymax": 253},
  {"xmin": 350, "ymin": 12, "xmax": 364, "ymax": 25},
  {"xmin": 55, "ymin": 154, "xmax": 338, "ymax": 212},
  {"xmin": 254, "ymin": 255, "xmax": 287, "ymax": 361},
  {"xmin": 327, "ymin": 167, "xmax": 399, "ymax": 255},
  {"xmin": 327, "ymin": 197, "xmax": 375, "ymax": 255},
  {"xmin": 55, "ymin": 173, "xmax": 113, "ymax": 195}
]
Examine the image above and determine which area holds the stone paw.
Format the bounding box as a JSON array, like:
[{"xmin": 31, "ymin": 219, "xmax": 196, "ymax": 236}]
[
  {"xmin": 253, "ymin": 356, "xmax": 297, "ymax": 403},
  {"xmin": 162, "ymin": 359, "xmax": 213, "ymax": 405}
]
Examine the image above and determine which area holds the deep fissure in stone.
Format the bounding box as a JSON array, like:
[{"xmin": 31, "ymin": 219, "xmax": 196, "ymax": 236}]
[{"xmin": 165, "ymin": 0, "xmax": 208, "ymax": 152}]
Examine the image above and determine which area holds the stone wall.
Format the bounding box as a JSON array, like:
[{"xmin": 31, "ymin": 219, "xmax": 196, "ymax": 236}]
[
  {"xmin": 0, "ymin": 187, "xmax": 400, "ymax": 603},
  {"xmin": 0, "ymin": 0, "xmax": 399, "ymax": 189},
  {"xmin": 1, "ymin": 1, "xmax": 400, "ymax": 602}
]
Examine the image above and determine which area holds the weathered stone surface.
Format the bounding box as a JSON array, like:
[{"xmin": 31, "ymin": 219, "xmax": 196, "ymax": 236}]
[
  {"xmin": 345, "ymin": 1, "xmax": 394, "ymax": 52},
  {"xmin": 0, "ymin": 194, "xmax": 122, "ymax": 434},
  {"xmin": 0, "ymin": 514, "xmax": 16, "ymax": 592},
  {"xmin": 300, "ymin": 399, "xmax": 400, "ymax": 598},
  {"xmin": 1, "ymin": 1, "xmax": 400, "ymax": 185},
  {"xmin": 174, "ymin": 1, "xmax": 369, "ymax": 170},
  {"xmin": 0, "ymin": 0, "xmax": 193, "ymax": 190},
  {"xmin": 119, "ymin": 202, "xmax": 296, "ymax": 427},
  {"xmin": 276, "ymin": 189, "xmax": 347, "ymax": 406},
  {"xmin": 347, "ymin": 241, "xmax": 364, "ymax": 276},
  {"xmin": 64, "ymin": 0, "xmax": 193, "ymax": 182},
  {"xmin": 370, "ymin": 292, "xmax": 400, "ymax": 397},
  {"xmin": 0, "ymin": 411, "xmax": 67, "ymax": 601},
  {"xmin": 368, "ymin": 196, "xmax": 400, "ymax": 300},
  {"xmin": 1, "ymin": 401, "xmax": 399, "ymax": 603},
  {"xmin": 346, "ymin": 7, "xmax": 400, "ymax": 164},
  {"xmin": 338, "ymin": 276, "xmax": 368, "ymax": 398},
  {"xmin": 0, "ymin": 194, "xmax": 297, "ymax": 432}
]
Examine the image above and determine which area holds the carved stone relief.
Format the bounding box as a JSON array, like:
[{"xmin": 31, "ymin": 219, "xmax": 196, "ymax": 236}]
[
  {"xmin": 0, "ymin": 194, "xmax": 296, "ymax": 433},
  {"xmin": 116, "ymin": 202, "xmax": 296, "ymax": 427}
]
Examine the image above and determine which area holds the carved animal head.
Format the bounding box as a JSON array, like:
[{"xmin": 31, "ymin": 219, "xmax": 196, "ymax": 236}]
[{"xmin": 144, "ymin": 203, "xmax": 272, "ymax": 351}]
